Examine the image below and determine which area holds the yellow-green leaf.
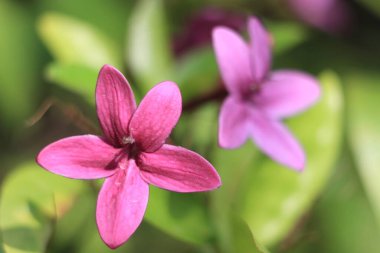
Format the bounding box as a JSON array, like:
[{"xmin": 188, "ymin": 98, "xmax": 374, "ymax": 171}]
[
  {"xmin": 38, "ymin": 12, "xmax": 122, "ymax": 69},
  {"xmin": 127, "ymin": 0, "xmax": 174, "ymax": 92},
  {"xmin": 0, "ymin": 163, "xmax": 85, "ymax": 253}
]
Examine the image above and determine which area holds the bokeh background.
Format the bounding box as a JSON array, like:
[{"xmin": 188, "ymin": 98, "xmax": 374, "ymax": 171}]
[{"xmin": 1, "ymin": 0, "xmax": 380, "ymax": 253}]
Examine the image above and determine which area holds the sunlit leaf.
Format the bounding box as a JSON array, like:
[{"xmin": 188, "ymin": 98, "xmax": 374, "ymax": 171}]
[
  {"xmin": 38, "ymin": 12, "xmax": 122, "ymax": 69},
  {"xmin": 127, "ymin": 0, "xmax": 174, "ymax": 92},
  {"xmin": 38, "ymin": 0, "xmax": 131, "ymax": 46},
  {"xmin": 346, "ymin": 70, "xmax": 380, "ymax": 228},
  {"xmin": 46, "ymin": 63, "xmax": 99, "ymax": 105},
  {"xmin": 0, "ymin": 163, "xmax": 85, "ymax": 253}
]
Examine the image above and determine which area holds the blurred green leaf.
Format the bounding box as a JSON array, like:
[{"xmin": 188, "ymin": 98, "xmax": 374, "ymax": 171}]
[
  {"xmin": 49, "ymin": 189, "xmax": 95, "ymax": 252},
  {"xmin": 174, "ymin": 47, "xmax": 219, "ymax": 102},
  {"xmin": 210, "ymin": 143, "xmax": 262, "ymax": 252},
  {"xmin": 0, "ymin": 1, "xmax": 42, "ymax": 133},
  {"xmin": 355, "ymin": 0, "xmax": 380, "ymax": 16},
  {"xmin": 230, "ymin": 216, "xmax": 269, "ymax": 253},
  {"xmin": 346, "ymin": 70, "xmax": 380, "ymax": 228},
  {"xmin": 71, "ymin": 191, "xmax": 132, "ymax": 253},
  {"xmin": 174, "ymin": 103, "xmax": 219, "ymax": 156},
  {"xmin": 280, "ymin": 155, "xmax": 380, "ymax": 253},
  {"xmin": 38, "ymin": 0, "xmax": 131, "ymax": 47},
  {"xmin": 46, "ymin": 63, "xmax": 99, "ymax": 105},
  {"xmin": 212, "ymin": 210, "xmax": 270, "ymax": 253},
  {"xmin": 0, "ymin": 162, "xmax": 85, "ymax": 253},
  {"xmin": 38, "ymin": 12, "xmax": 122, "ymax": 70},
  {"xmin": 212, "ymin": 71, "xmax": 343, "ymax": 247},
  {"xmin": 267, "ymin": 21, "xmax": 310, "ymax": 55},
  {"xmin": 312, "ymin": 156, "xmax": 380, "ymax": 253},
  {"xmin": 144, "ymin": 187, "xmax": 213, "ymax": 245},
  {"xmin": 127, "ymin": 0, "xmax": 174, "ymax": 92}
]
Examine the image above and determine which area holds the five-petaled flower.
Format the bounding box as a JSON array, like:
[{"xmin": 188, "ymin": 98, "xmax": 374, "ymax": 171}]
[
  {"xmin": 212, "ymin": 17, "xmax": 320, "ymax": 170},
  {"xmin": 37, "ymin": 65, "xmax": 221, "ymax": 249}
]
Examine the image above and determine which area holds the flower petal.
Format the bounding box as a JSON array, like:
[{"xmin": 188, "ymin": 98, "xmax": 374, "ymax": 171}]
[
  {"xmin": 96, "ymin": 160, "xmax": 149, "ymax": 249},
  {"xmin": 129, "ymin": 81, "xmax": 181, "ymax": 153},
  {"xmin": 219, "ymin": 96, "xmax": 250, "ymax": 149},
  {"xmin": 138, "ymin": 144, "xmax": 221, "ymax": 192},
  {"xmin": 249, "ymin": 109, "xmax": 305, "ymax": 171},
  {"xmin": 256, "ymin": 70, "xmax": 320, "ymax": 118},
  {"xmin": 247, "ymin": 17, "xmax": 272, "ymax": 82},
  {"xmin": 96, "ymin": 64, "xmax": 137, "ymax": 147},
  {"xmin": 212, "ymin": 27, "xmax": 254, "ymax": 94},
  {"xmin": 37, "ymin": 135, "xmax": 119, "ymax": 179}
]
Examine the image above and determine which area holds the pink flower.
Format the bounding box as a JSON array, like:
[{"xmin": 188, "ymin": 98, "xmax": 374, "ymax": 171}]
[
  {"xmin": 287, "ymin": 0, "xmax": 352, "ymax": 33},
  {"xmin": 37, "ymin": 65, "xmax": 221, "ymax": 249},
  {"xmin": 212, "ymin": 17, "xmax": 320, "ymax": 171},
  {"xmin": 173, "ymin": 7, "xmax": 246, "ymax": 55}
]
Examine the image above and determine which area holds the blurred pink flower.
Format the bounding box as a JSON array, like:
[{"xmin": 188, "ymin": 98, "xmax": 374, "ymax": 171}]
[
  {"xmin": 37, "ymin": 65, "xmax": 221, "ymax": 249},
  {"xmin": 212, "ymin": 17, "xmax": 320, "ymax": 170},
  {"xmin": 173, "ymin": 7, "xmax": 245, "ymax": 55},
  {"xmin": 287, "ymin": 0, "xmax": 351, "ymax": 33}
]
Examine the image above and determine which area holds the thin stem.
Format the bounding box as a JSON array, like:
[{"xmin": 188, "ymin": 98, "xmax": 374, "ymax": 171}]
[{"xmin": 26, "ymin": 97, "xmax": 99, "ymax": 134}]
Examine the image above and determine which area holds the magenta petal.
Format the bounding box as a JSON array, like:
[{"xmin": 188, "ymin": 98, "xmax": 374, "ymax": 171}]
[
  {"xmin": 37, "ymin": 135, "xmax": 119, "ymax": 179},
  {"xmin": 129, "ymin": 82, "xmax": 182, "ymax": 153},
  {"xmin": 219, "ymin": 96, "xmax": 250, "ymax": 149},
  {"xmin": 96, "ymin": 65, "xmax": 137, "ymax": 147},
  {"xmin": 249, "ymin": 110, "xmax": 305, "ymax": 171},
  {"xmin": 96, "ymin": 160, "xmax": 149, "ymax": 249},
  {"xmin": 212, "ymin": 27, "xmax": 254, "ymax": 94},
  {"xmin": 138, "ymin": 144, "xmax": 221, "ymax": 192},
  {"xmin": 247, "ymin": 17, "xmax": 272, "ymax": 83},
  {"xmin": 256, "ymin": 70, "xmax": 320, "ymax": 119}
]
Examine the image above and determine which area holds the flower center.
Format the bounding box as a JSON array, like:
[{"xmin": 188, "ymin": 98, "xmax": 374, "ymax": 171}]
[
  {"xmin": 240, "ymin": 84, "xmax": 261, "ymax": 102},
  {"xmin": 121, "ymin": 136, "xmax": 135, "ymax": 145},
  {"xmin": 120, "ymin": 135, "xmax": 139, "ymax": 160}
]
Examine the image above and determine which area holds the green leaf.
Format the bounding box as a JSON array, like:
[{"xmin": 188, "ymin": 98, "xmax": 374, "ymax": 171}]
[
  {"xmin": 212, "ymin": 71, "xmax": 343, "ymax": 247},
  {"xmin": 49, "ymin": 189, "xmax": 95, "ymax": 251},
  {"xmin": 127, "ymin": 0, "xmax": 174, "ymax": 92},
  {"xmin": 0, "ymin": 1, "xmax": 42, "ymax": 133},
  {"xmin": 346, "ymin": 70, "xmax": 380, "ymax": 228},
  {"xmin": 267, "ymin": 21, "xmax": 310, "ymax": 55},
  {"xmin": 230, "ymin": 216, "xmax": 269, "ymax": 253},
  {"xmin": 355, "ymin": 0, "xmax": 380, "ymax": 17},
  {"xmin": 0, "ymin": 162, "xmax": 85, "ymax": 253},
  {"xmin": 38, "ymin": 12, "xmax": 122, "ymax": 69},
  {"xmin": 211, "ymin": 210, "xmax": 270, "ymax": 253},
  {"xmin": 174, "ymin": 47, "xmax": 219, "ymax": 102},
  {"xmin": 174, "ymin": 103, "xmax": 219, "ymax": 156},
  {"xmin": 313, "ymin": 156, "xmax": 380, "ymax": 253},
  {"xmin": 38, "ymin": 0, "xmax": 131, "ymax": 47},
  {"xmin": 46, "ymin": 63, "xmax": 99, "ymax": 105},
  {"xmin": 143, "ymin": 187, "xmax": 213, "ymax": 245}
]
